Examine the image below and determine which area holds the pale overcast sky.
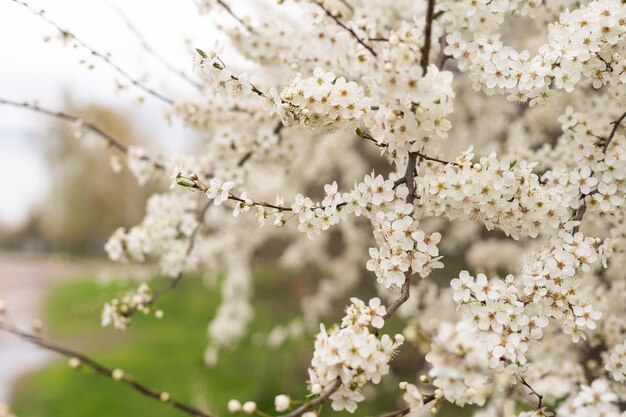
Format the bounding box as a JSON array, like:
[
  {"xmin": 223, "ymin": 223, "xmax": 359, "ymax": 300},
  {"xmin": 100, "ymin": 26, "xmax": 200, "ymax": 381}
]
[{"xmin": 0, "ymin": 0, "xmax": 259, "ymax": 227}]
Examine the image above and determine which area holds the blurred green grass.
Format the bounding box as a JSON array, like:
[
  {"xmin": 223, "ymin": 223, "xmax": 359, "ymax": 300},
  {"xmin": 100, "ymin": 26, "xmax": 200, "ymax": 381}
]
[{"xmin": 10, "ymin": 269, "xmax": 407, "ymax": 417}]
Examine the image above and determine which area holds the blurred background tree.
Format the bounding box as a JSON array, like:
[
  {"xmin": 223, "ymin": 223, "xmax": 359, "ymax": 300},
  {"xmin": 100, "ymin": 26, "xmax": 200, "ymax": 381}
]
[{"xmin": 3, "ymin": 97, "xmax": 156, "ymax": 255}]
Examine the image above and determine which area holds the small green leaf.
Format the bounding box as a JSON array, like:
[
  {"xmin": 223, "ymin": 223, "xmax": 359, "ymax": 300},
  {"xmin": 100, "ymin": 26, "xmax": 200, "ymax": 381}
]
[{"xmin": 195, "ymin": 48, "xmax": 208, "ymax": 59}]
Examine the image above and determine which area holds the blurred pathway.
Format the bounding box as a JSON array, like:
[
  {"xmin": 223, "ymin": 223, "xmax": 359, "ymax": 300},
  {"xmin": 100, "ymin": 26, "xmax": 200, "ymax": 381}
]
[{"xmin": 0, "ymin": 253, "xmax": 93, "ymax": 403}]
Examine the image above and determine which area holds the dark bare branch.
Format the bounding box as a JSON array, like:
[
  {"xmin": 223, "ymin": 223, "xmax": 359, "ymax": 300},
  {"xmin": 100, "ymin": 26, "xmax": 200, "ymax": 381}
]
[{"xmin": 0, "ymin": 321, "xmax": 214, "ymax": 417}]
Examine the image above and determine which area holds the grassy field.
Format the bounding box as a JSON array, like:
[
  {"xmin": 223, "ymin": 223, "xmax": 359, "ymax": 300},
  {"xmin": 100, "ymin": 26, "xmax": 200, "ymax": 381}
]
[{"xmin": 10, "ymin": 268, "xmax": 411, "ymax": 417}]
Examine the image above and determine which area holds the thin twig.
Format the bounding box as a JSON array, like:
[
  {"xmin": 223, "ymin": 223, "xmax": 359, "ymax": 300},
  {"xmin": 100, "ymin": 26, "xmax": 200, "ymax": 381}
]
[
  {"xmin": 107, "ymin": 2, "xmax": 204, "ymax": 91},
  {"xmin": 572, "ymin": 111, "xmax": 626, "ymax": 233},
  {"xmin": 216, "ymin": 0, "xmax": 254, "ymax": 33},
  {"xmin": 0, "ymin": 97, "xmax": 296, "ymax": 213},
  {"xmin": 278, "ymin": 378, "xmax": 341, "ymax": 417},
  {"xmin": 358, "ymin": 133, "xmax": 457, "ymax": 166},
  {"xmin": 416, "ymin": 152, "xmax": 458, "ymax": 167},
  {"xmin": 11, "ymin": 0, "xmax": 175, "ymax": 105},
  {"xmin": 520, "ymin": 377, "xmax": 543, "ymax": 409},
  {"xmin": 0, "ymin": 321, "xmax": 214, "ymax": 417},
  {"xmin": 0, "ymin": 98, "xmax": 165, "ymax": 170},
  {"xmin": 314, "ymin": 2, "xmax": 377, "ymax": 57},
  {"xmin": 376, "ymin": 394, "xmax": 437, "ymax": 417}
]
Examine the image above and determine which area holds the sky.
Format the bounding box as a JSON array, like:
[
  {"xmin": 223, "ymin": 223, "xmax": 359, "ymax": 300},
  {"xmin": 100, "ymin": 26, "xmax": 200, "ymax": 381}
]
[{"xmin": 0, "ymin": 0, "xmax": 256, "ymax": 227}]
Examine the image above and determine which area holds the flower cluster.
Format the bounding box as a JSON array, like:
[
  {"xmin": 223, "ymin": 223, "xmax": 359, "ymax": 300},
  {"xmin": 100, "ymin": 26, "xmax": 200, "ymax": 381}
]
[
  {"xmin": 127, "ymin": 146, "xmax": 158, "ymax": 186},
  {"xmin": 341, "ymin": 297, "xmax": 386, "ymax": 329},
  {"xmin": 366, "ymin": 186, "xmax": 443, "ymax": 289},
  {"xmin": 105, "ymin": 192, "xmax": 201, "ymax": 277},
  {"xmin": 556, "ymin": 379, "xmax": 620, "ymax": 417},
  {"xmin": 268, "ymin": 172, "xmax": 443, "ymax": 287},
  {"xmin": 443, "ymin": 0, "xmax": 626, "ymax": 105},
  {"xmin": 308, "ymin": 297, "xmax": 403, "ymax": 413},
  {"xmin": 451, "ymin": 230, "xmax": 608, "ymax": 378},
  {"xmin": 371, "ymin": 66, "xmax": 455, "ymax": 154},
  {"xmin": 425, "ymin": 322, "xmax": 493, "ymax": 406},
  {"xmin": 416, "ymin": 150, "xmax": 570, "ymax": 239},
  {"xmin": 604, "ymin": 340, "xmax": 626, "ymax": 382},
  {"xmin": 272, "ymin": 68, "xmax": 372, "ymax": 133},
  {"xmin": 101, "ymin": 283, "xmax": 157, "ymax": 331},
  {"xmin": 194, "ymin": 43, "xmax": 257, "ymax": 99},
  {"xmin": 541, "ymin": 106, "xmax": 626, "ymax": 220}
]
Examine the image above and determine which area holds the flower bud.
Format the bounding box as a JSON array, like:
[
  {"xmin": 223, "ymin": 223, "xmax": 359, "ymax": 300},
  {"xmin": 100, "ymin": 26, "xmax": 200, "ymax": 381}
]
[
  {"xmin": 274, "ymin": 394, "xmax": 290, "ymax": 412},
  {"xmin": 111, "ymin": 368, "xmax": 124, "ymax": 381},
  {"xmin": 31, "ymin": 319, "xmax": 43, "ymax": 332},
  {"xmin": 227, "ymin": 399, "xmax": 242, "ymax": 413},
  {"xmin": 68, "ymin": 357, "xmax": 81, "ymax": 369},
  {"xmin": 242, "ymin": 401, "xmax": 257, "ymax": 414}
]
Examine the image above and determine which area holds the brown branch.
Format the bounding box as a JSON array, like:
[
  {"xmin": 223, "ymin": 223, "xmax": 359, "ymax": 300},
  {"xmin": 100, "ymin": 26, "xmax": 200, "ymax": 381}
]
[
  {"xmin": 0, "ymin": 98, "xmax": 166, "ymax": 171},
  {"xmin": 383, "ymin": 152, "xmax": 418, "ymax": 319},
  {"xmin": 572, "ymin": 111, "xmax": 626, "ymax": 233},
  {"xmin": 357, "ymin": 133, "xmax": 457, "ymax": 167},
  {"xmin": 602, "ymin": 111, "xmax": 626, "ymax": 154},
  {"xmin": 381, "ymin": 0, "xmax": 437, "ymax": 317},
  {"xmin": 376, "ymin": 394, "xmax": 437, "ymax": 417},
  {"xmin": 383, "ymin": 275, "xmax": 411, "ymax": 320},
  {"xmin": 520, "ymin": 377, "xmax": 543, "ymax": 409},
  {"xmin": 0, "ymin": 97, "xmax": 291, "ymax": 213},
  {"xmin": 216, "ymin": 0, "xmax": 255, "ymax": 33},
  {"xmin": 0, "ymin": 321, "xmax": 214, "ymax": 417},
  {"xmin": 11, "ymin": 0, "xmax": 175, "ymax": 105},
  {"xmin": 278, "ymin": 378, "xmax": 341, "ymax": 417},
  {"xmin": 416, "ymin": 152, "xmax": 458, "ymax": 167},
  {"xmin": 314, "ymin": 2, "xmax": 377, "ymax": 57},
  {"xmin": 420, "ymin": 0, "xmax": 437, "ymax": 73}
]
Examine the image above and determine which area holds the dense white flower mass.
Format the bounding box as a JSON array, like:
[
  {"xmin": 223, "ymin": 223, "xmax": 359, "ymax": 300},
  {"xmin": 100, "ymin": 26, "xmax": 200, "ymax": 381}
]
[
  {"xmin": 307, "ymin": 298, "xmax": 404, "ymax": 413},
  {"xmin": 4, "ymin": 0, "xmax": 626, "ymax": 416},
  {"xmin": 273, "ymin": 68, "xmax": 373, "ymax": 133},
  {"xmin": 105, "ymin": 0, "xmax": 626, "ymax": 413}
]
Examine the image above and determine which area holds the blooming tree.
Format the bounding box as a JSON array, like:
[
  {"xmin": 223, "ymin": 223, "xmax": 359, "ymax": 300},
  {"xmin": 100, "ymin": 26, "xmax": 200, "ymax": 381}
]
[{"xmin": 1, "ymin": 0, "xmax": 626, "ymax": 417}]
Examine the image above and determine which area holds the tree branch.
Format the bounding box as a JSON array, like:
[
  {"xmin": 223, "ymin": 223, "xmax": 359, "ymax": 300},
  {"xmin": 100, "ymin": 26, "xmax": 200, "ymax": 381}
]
[
  {"xmin": 572, "ymin": 111, "xmax": 626, "ymax": 233},
  {"xmin": 314, "ymin": 2, "xmax": 377, "ymax": 57},
  {"xmin": 376, "ymin": 394, "xmax": 437, "ymax": 417},
  {"xmin": 0, "ymin": 97, "xmax": 165, "ymax": 170},
  {"xmin": 108, "ymin": 3, "xmax": 204, "ymax": 91},
  {"xmin": 520, "ymin": 377, "xmax": 543, "ymax": 409},
  {"xmin": 0, "ymin": 321, "xmax": 214, "ymax": 417},
  {"xmin": 216, "ymin": 0, "xmax": 255, "ymax": 33},
  {"xmin": 0, "ymin": 97, "xmax": 296, "ymax": 213},
  {"xmin": 420, "ymin": 0, "xmax": 437, "ymax": 73},
  {"xmin": 11, "ymin": 0, "xmax": 175, "ymax": 105},
  {"xmin": 278, "ymin": 378, "xmax": 341, "ymax": 417},
  {"xmin": 382, "ymin": 1, "xmax": 438, "ymax": 320}
]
